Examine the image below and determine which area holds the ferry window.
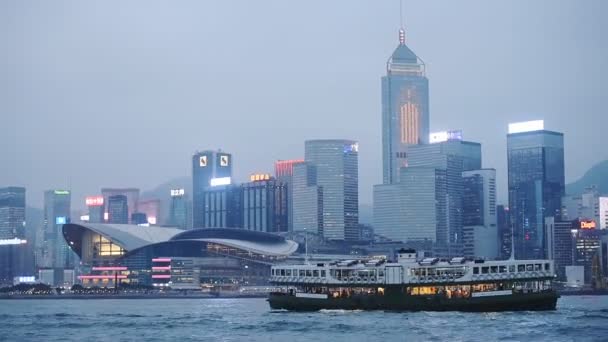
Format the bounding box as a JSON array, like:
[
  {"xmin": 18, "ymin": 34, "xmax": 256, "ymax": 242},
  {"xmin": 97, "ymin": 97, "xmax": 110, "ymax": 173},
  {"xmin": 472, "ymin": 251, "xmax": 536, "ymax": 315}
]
[
  {"xmin": 499, "ymin": 266, "xmax": 507, "ymax": 273},
  {"xmin": 271, "ymin": 269, "xmax": 274, "ymax": 276},
  {"xmin": 300, "ymin": 270, "xmax": 305, "ymax": 277},
  {"xmin": 482, "ymin": 267, "xmax": 489, "ymax": 274},
  {"xmin": 286, "ymin": 269, "xmax": 291, "ymax": 276},
  {"xmin": 545, "ymin": 263, "xmax": 550, "ymax": 271},
  {"xmin": 473, "ymin": 267, "xmax": 479, "ymax": 274},
  {"xmin": 306, "ymin": 270, "xmax": 312, "ymax": 277},
  {"xmin": 321, "ymin": 270, "xmax": 326, "ymax": 277},
  {"xmin": 280, "ymin": 269, "xmax": 285, "ymax": 276},
  {"xmin": 526, "ymin": 264, "xmax": 533, "ymax": 271},
  {"xmin": 313, "ymin": 270, "xmax": 319, "ymax": 277},
  {"xmin": 518, "ymin": 265, "xmax": 525, "ymax": 272},
  {"xmin": 534, "ymin": 264, "xmax": 541, "ymax": 271},
  {"xmin": 379, "ymin": 271, "xmax": 384, "ymax": 277},
  {"xmin": 490, "ymin": 266, "xmax": 498, "ymax": 273},
  {"xmin": 509, "ymin": 265, "xmax": 515, "ymax": 273}
]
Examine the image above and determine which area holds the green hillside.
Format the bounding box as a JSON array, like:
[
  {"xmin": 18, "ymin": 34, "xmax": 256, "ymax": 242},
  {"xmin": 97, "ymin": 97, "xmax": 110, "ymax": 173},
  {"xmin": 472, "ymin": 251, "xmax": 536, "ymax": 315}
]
[{"xmin": 566, "ymin": 160, "xmax": 608, "ymax": 195}]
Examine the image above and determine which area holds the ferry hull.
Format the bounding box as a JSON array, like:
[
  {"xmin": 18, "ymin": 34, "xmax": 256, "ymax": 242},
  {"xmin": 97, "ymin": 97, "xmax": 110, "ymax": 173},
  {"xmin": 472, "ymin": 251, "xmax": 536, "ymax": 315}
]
[{"xmin": 268, "ymin": 291, "xmax": 559, "ymax": 312}]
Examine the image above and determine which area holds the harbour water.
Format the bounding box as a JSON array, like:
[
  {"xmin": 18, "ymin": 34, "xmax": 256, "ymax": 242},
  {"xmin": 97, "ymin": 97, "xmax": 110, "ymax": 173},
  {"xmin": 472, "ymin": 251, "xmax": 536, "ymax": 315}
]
[{"xmin": 1, "ymin": 296, "xmax": 607, "ymax": 341}]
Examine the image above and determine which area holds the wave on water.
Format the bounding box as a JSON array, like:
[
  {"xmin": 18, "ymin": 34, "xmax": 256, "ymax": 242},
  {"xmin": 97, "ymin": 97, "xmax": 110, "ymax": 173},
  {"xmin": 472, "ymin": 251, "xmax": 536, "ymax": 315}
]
[{"xmin": 319, "ymin": 309, "xmax": 363, "ymax": 314}]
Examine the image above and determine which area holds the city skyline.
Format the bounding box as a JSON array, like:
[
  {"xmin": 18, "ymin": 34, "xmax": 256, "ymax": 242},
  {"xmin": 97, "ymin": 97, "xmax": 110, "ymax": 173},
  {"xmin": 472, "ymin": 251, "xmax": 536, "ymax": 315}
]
[{"xmin": 2, "ymin": 1, "xmax": 608, "ymax": 210}]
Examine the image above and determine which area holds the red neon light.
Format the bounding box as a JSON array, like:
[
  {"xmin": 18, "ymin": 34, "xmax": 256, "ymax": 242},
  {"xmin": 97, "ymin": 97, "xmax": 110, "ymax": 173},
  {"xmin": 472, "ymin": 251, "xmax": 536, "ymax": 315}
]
[
  {"xmin": 92, "ymin": 266, "xmax": 128, "ymax": 271},
  {"xmin": 86, "ymin": 196, "xmax": 104, "ymax": 207},
  {"xmin": 78, "ymin": 275, "xmax": 128, "ymax": 280},
  {"xmin": 151, "ymin": 275, "xmax": 171, "ymax": 279},
  {"xmin": 274, "ymin": 159, "xmax": 305, "ymax": 177},
  {"xmin": 152, "ymin": 266, "xmax": 171, "ymax": 271},
  {"xmin": 152, "ymin": 258, "xmax": 171, "ymax": 262}
]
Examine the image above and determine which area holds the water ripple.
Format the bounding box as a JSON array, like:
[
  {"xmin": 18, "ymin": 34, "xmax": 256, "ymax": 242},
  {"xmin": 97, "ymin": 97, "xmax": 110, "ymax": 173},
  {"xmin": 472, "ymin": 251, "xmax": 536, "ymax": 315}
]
[{"xmin": 0, "ymin": 296, "xmax": 607, "ymax": 342}]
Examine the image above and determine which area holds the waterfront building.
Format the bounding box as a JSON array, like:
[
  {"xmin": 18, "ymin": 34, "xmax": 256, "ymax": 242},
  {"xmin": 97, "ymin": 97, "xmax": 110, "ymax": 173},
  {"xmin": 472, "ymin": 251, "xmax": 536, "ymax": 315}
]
[
  {"xmin": 42, "ymin": 190, "xmax": 72, "ymax": 269},
  {"xmin": 497, "ymin": 205, "xmax": 512, "ymax": 259},
  {"xmin": 562, "ymin": 187, "xmax": 608, "ymax": 230},
  {"xmin": 130, "ymin": 213, "xmax": 148, "ymax": 225},
  {"xmin": 275, "ymin": 159, "xmax": 305, "ymax": 232},
  {"xmin": 85, "ymin": 196, "xmax": 105, "ymax": 223},
  {"xmin": 107, "ymin": 195, "xmax": 129, "ymax": 224},
  {"xmin": 137, "ymin": 199, "xmax": 161, "ymax": 225},
  {"xmin": 600, "ymin": 197, "xmax": 608, "ymax": 230},
  {"xmin": 462, "ymin": 169, "xmax": 498, "ymax": 259},
  {"xmin": 304, "ymin": 139, "xmax": 359, "ymax": 241},
  {"xmin": 410, "ymin": 139, "xmax": 481, "ymax": 256},
  {"xmin": 101, "ymin": 188, "xmax": 140, "ymax": 224},
  {"xmin": 62, "ymin": 224, "xmax": 298, "ymax": 287},
  {"xmin": 570, "ymin": 219, "xmax": 605, "ymax": 284},
  {"xmin": 374, "ymin": 138, "xmax": 482, "ymax": 257},
  {"xmin": 562, "ymin": 187, "xmax": 598, "ymax": 221},
  {"xmin": 373, "ymin": 167, "xmax": 437, "ymax": 243},
  {"xmin": 202, "ymin": 184, "xmax": 241, "ymax": 228},
  {"xmin": 0, "ymin": 187, "xmax": 28, "ymax": 285},
  {"xmin": 381, "ymin": 27, "xmax": 429, "ymax": 184},
  {"xmin": 168, "ymin": 189, "xmax": 189, "ymax": 230},
  {"xmin": 192, "ymin": 150, "xmax": 232, "ymax": 228},
  {"xmin": 597, "ymin": 235, "xmax": 608, "ymax": 288},
  {"xmin": 545, "ymin": 217, "xmax": 576, "ymax": 281},
  {"xmin": 507, "ymin": 120, "xmax": 565, "ymax": 259},
  {"xmin": 242, "ymin": 174, "xmax": 288, "ymax": 234},
  {"xmin": 292, "ymin": 162, "xmax": 323, "ymax": 236}
]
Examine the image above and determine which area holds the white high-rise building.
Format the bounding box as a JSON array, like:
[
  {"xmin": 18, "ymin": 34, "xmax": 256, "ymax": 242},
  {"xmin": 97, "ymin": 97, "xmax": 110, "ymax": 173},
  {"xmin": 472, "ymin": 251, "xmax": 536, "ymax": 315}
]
[{"xmin": 462, "ymin": 169, "xmax": 498, "ymax": 259}]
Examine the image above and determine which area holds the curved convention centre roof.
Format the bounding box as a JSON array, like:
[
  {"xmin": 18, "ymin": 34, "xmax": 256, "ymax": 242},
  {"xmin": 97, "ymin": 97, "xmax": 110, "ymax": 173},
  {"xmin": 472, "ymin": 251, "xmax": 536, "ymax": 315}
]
[
  {"xmin": 63, "ymin": 223, "xmax": 298, "ymax": 260},
  {"xmin": 63, "ymin": 223, "xmax": 184, "ymax": 254}
]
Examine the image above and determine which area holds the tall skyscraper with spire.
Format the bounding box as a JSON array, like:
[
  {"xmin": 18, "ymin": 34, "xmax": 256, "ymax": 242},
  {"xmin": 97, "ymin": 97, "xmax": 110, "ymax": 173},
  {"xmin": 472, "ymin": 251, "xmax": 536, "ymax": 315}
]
[{"xmin": 381, "ymin": 27, "xmax": 429, "ymax": 184}]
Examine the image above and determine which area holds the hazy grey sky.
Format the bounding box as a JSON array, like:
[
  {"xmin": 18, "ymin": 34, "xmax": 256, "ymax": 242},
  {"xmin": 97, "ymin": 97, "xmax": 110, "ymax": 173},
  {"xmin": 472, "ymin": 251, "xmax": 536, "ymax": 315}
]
[{"xmin": 2, "ymin": 0, "xmax": 607, "ymax": 209}]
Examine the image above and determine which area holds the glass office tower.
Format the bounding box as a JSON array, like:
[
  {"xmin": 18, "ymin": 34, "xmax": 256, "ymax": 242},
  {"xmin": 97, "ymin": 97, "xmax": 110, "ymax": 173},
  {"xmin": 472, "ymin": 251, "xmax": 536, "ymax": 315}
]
[
  {"xmin": 42, "ymin": 190, "xmax": 72, "ymax": 268},
  {"xmin": 382, "ymin": 28, "xmax": 430, "ymax": 184},
  {"xmin": 305, "ymin": 140, "xmax": 359, "ymax": 241},
  {"xmin": 508, "ymin": 123, "xmax": 565, "ymax": 259},
  {"xmin": 192, "ymin": 150, "xmax": 232, "ymax": 228},
  {"xmin": 0, "ymin": 187, "xmax": 27, "ymax": 284}
]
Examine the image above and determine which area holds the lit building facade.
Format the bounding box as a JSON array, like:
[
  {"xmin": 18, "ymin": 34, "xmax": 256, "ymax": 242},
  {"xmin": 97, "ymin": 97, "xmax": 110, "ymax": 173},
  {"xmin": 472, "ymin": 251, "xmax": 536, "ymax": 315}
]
[
  {"xmin": 275, "ymin": 159, "xmax": 305, "ymax": 232},
  {"xmin": 0, "ymin": 187, "xmax": 28, "ymax": 285},
  {"xmin": 571, "ymin": 219, "xmax": 605, "ymax": 284},
  {"xmin": 62, "ymin": 224, "xmax": 297, "ymax": 287},
  {"xmin": 497, "ymin": 205, "xmax": 512, "ymax": 259},
  {"xmin": 462, "ymin": 169, "xmax": 498, "ymax": 259},
  {"xmin": 107, "ymin": 195, "xmax": 129, "ymax": 224},
  {"xmin": 42, "ymin": 190, "xmax": 72, "ymax": 269},
  {"xmin": 507, "ymin": 121, "xmax": 565, "ymax": 259},
  {"xmin": 192, "ymin": 150, "xmax": 232, "ymax": 228},
  {"xmin": 305, "ymin": 140, "xmax": 359, "ymax": 241},
  {"xmin": 101, "ymin": 188, "xmax": 140, "ymax": 224},
  {"xmin": 86, "ymin": 196, "xmax": 105, "ymax": 223},
  {"xmin": 137, "ymin": 199, "xmax": 161, "ymax": 225},
  {"xmin": 242, "ymin": 175, "xmax": 288, "ymax": 234},
  {"xmin": 168, "ymin": 189, "xmax": 189, "ymax": 230},
  {"xmin": 382, "ymin": 28, "xmax": 429, "ymax": 184}
]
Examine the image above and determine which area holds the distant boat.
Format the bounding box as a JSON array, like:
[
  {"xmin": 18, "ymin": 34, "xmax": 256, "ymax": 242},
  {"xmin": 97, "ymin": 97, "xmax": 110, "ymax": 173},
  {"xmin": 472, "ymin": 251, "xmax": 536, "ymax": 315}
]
[{"xmin": 267, "ymin": 249, "xmax": 559, "ymax": 312}]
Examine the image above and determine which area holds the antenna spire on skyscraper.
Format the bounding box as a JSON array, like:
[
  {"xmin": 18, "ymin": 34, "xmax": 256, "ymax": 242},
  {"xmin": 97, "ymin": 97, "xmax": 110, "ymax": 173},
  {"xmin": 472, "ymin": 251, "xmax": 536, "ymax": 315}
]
[{"xmin": 399, "ymin": 0, "xmax": 405, "ymax": 45}]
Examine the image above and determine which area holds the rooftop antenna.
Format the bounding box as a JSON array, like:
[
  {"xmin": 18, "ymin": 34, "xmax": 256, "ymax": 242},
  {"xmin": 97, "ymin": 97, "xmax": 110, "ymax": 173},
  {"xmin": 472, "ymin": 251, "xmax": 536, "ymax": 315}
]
[{"xmin": 399, "ymin": 0, "xmax": 405, "ymax": 45}]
